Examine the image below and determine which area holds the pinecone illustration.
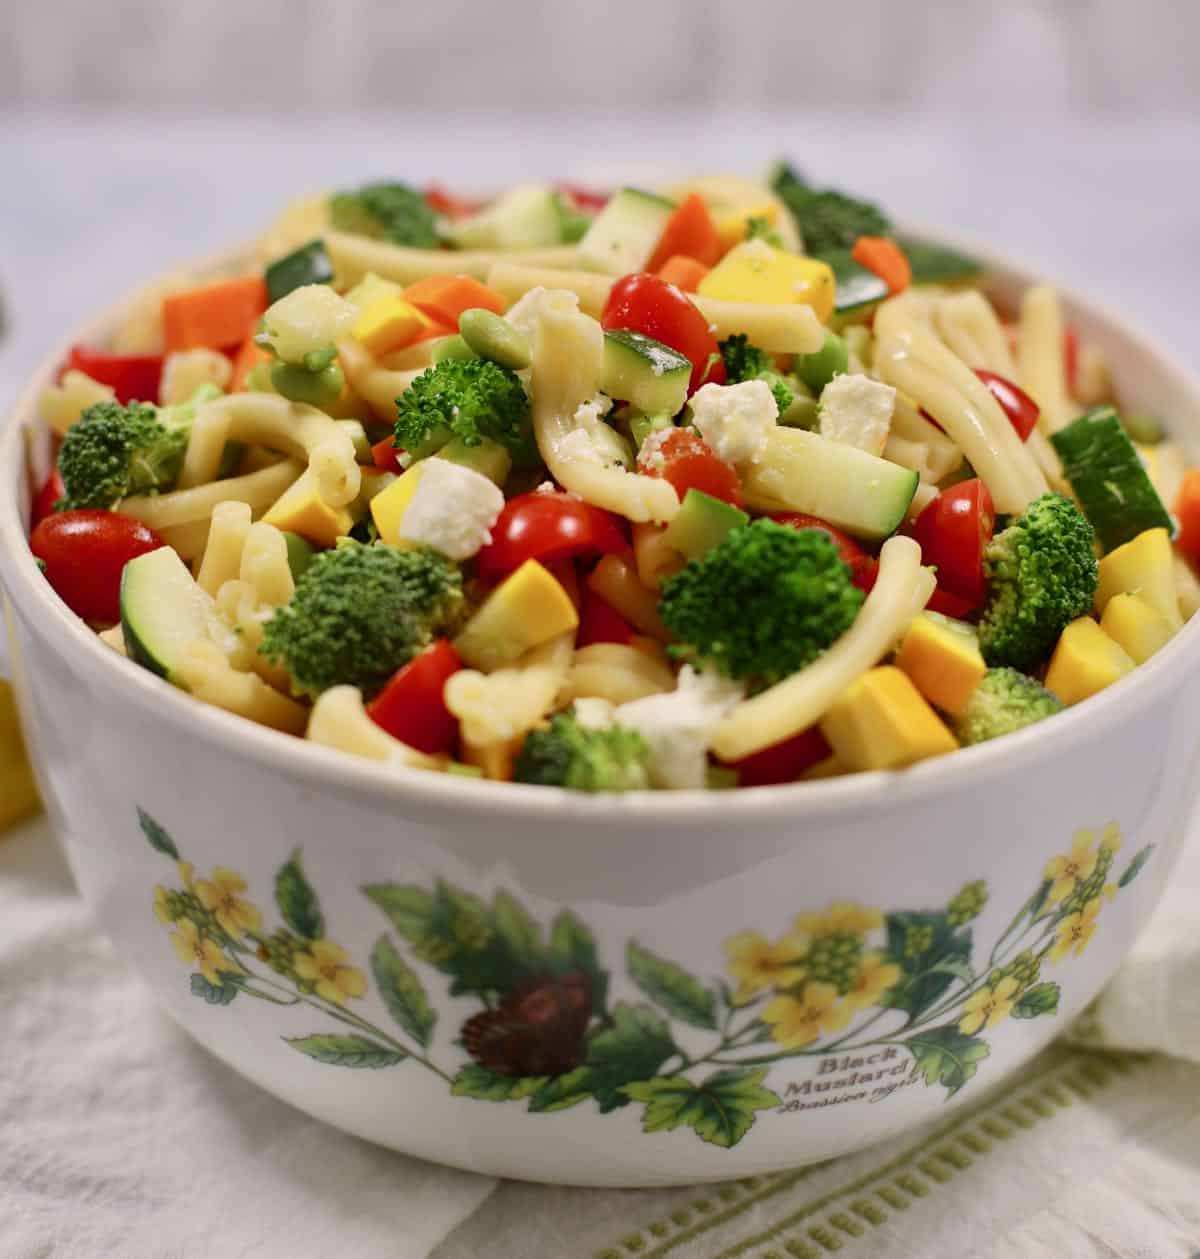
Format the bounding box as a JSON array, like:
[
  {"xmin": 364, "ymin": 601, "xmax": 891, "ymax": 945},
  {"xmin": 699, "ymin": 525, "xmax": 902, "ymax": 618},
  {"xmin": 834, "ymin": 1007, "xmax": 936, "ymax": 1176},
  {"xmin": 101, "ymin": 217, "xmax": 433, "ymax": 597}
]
[
  {"xmin": 804, "ymin": 932, "xmax": 863, "ymax": 995},
  {"xmin": 461, "ymin": 969, "xmax": 593, "ymax": 1077},
  {"xmin": 947, "ymin": 880, "xmax": 988, "ymax": 926},
  {"xmin": 903, "ymin": 923, "xmax": 935, "ymax": 960}
]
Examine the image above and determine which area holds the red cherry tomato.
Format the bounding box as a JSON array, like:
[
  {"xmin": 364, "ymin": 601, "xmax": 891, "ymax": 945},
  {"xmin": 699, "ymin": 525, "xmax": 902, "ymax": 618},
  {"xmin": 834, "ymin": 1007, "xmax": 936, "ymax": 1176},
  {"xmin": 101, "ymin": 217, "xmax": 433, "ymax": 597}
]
[
  {"xmin": 66, "ymin": 345, "xmax": 163, "ymax": 405},
  {"xmin": 31, "ymin": 469, "xmax": 65, "ymax": 528},
  {"xmin": 847, "ymin": 555, "xmax": 975, "ymax": 617},
  {"xmin": 601, "ymin": 273, "xmax": 725, "ymax": 395},
  {"xmin": 371, "ymin": 435, "xmax": 403, "ymax": 474},
  {"xmin": 366, "ymin": 640, "xmax": 462, "ymax": 755},
  {"xmin": 30, "ymin": 510, "xmax": 165, "ymax": 623},
  {"xmin": 910, "ymin": 479, "xmax": 996, "ymax": 607},
  {"xmin": 769, "ymin": 512, "xmax": 875, "ymax": 583},
  {"xmin": 975, "ymin": 370, "xmax": 1040, "ymax": 442},
  {"xmin": 576, "ymin": 587, "xmax": 634, "ymax": 648},
  {"xmin": 721, "ymin": 726, "xmax": 831, "ymax": 787},
  {"xmin": 557, "ymin": 183, "xmax": 611, "ymax": 214},
  {"xmin": 476, "ymin": 491, "xmax": 628, "ymax": 582},
  {"xmin": 637, "ymin": 429, "xmax": 742, "ymax": 509}
]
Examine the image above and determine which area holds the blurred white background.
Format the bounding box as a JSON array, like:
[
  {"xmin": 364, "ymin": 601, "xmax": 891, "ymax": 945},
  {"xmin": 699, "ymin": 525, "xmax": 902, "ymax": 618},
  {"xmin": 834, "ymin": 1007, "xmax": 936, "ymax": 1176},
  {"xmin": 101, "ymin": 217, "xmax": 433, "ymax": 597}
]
[{"xmin": 1, "ymin": 0, "xmax": 1198, "ymax": 403}]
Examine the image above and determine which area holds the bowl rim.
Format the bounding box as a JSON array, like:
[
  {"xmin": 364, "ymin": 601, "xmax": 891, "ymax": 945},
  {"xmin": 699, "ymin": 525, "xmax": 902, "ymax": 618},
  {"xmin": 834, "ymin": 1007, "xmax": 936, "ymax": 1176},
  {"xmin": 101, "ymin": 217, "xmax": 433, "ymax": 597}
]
[{"xmin": 4, "ymin": 224, "xmax": 1200, "ymax": 829}]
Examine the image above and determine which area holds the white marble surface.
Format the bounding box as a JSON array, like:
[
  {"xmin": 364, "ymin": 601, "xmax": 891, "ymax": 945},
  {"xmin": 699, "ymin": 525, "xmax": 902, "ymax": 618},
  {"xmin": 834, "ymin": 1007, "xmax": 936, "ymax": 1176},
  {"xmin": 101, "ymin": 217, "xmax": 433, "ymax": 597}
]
[{"xmin": 1, "ymin": 109, "xmax": 1197, "ymax": 412}]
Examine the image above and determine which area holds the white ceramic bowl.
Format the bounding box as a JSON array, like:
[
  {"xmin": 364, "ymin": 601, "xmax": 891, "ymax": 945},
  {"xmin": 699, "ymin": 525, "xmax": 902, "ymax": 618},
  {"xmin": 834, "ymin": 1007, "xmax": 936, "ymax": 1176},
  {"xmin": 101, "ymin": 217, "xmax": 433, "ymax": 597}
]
[{"xmin": 3, "ymin": 233, "xmax": 1199, "ymax": 1187}]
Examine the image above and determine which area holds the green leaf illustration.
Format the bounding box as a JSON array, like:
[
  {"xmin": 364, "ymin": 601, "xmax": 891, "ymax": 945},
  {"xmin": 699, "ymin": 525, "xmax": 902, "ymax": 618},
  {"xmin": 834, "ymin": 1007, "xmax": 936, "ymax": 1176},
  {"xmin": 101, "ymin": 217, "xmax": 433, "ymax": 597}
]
[
  {"xmin": 1118, "ymin": 845, "xmax": 1154, "ymax": 888},
  {"xmin": 370, "ymin": 935, "xmax": 436, "ymax": 1047},
  {"xmin": 549, "ymin": 909, "xmax": 609, "ymax": 1014},
  {"xmin": 275, "ymin": 850, "xmax": 325, "ymax": 941},
  {"xmin": 138, "ymin": 808, "xmax": 179, "ymax": 860},
  {"xmin": 905, "ymin": 1025, "xmax": 990, "ymax": 1096},
  {"xmin": 622, "ymin": 1068, "xmax": 780, "ymax": 1148},
  {"xmin": 527, "ymin": 1066, "xmax": 595, "ymax": 1113},
  {"xmin": 1013, "ymin": 981, "xmax": 1060, "ymax": 1019},
  {"xmin": 883, "ymin": 911, "xmax": 972, "ymax": 1020},
  {"xmin": 492, "ymin": 891, "xmax": 545, "ymax": 974},
  {"xmin": 451, "ymin": 1064, "xmax": 548, "ymax": 1101},
  {"xmin": 362, "ymin": 884, "xmax": 436, "ymax": 940},
  {"xmin": 189, "ymin": 972, "xmax": 238, "ymax": 1005},
  {"xmin": 627, "ymin": 941, "xmax": 717, "ymax": 1029},
  {"xmin": 284, "ymin": 1033, "xmax": 407, "ymax": 1068}
]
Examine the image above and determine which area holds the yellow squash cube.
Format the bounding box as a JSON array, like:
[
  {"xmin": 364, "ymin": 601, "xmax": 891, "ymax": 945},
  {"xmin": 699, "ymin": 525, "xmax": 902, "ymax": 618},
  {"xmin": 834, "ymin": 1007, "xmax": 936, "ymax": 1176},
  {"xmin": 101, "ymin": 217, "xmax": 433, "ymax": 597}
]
[
  {"xmin": 698, "ymin": 240, "xmax": 836, "ymax": 323},
  {"xmin": 352, "ymin": 295, "xmax": 431, "ymax": 357},
  {"xmin": 1045, "ymin": 618, "xmax": 1135, "ymax": 706},
  {"xmin": 819, "ymin": 666, "xmax": 958, "ymax": 772},
  {"xmin": 454, "ymin": 560, "xmax": 579, "ymax": 672},
  {"xmin": 1095, "ymin": 527, "xmax": 1182, "ymax": 631},
  {"xmin": 369, "ymin": 462, "xmax": 427, "ymax": 547},
  {"xmin": 262, "ymin": 468, "xmax": 356, "ymax": 548},
  {"xmin": 1099, "ymin": 592, "xmax": 1175, "ymax": 664},
  {"xmin": 894, "ymin": 612, "xmax": 987, "ymax": 716}
]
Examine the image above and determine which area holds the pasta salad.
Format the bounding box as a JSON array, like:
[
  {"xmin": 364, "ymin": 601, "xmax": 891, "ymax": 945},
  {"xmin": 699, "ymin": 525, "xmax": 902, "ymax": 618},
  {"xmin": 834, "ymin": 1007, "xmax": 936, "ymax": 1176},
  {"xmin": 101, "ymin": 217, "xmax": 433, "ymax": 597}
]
[{"xmin": 25, "ymin": 167, "xmax": 1200, "ymax": 791}]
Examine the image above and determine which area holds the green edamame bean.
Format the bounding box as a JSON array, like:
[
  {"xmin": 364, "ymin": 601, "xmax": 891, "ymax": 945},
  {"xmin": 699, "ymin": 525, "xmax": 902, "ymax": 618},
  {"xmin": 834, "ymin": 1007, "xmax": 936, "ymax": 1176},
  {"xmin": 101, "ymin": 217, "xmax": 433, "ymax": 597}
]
[
  {"xmin": 795, "ymin": 331, "xmax": 849, "ymax": 394},
  {"xmin": 1121, "ymin": 414, "xmax": 1164, "ymax": 446},
  {"xmin": 269, "ymin": 360, "xmax": 345, "ymax": 408},
  {"xmin": 458, "ymin": 308, "xmax": 531, "ymax": 371},
  {"xmin": 431, "ymin": 334, "xmax": 478, "ymax": 364}
]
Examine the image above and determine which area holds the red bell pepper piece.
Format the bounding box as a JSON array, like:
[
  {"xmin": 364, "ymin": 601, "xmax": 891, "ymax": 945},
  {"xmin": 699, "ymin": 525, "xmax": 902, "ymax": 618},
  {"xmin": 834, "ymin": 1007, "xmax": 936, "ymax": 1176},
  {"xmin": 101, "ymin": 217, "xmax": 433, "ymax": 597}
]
[
  {"xmin": 66, "ymin": 346, "xmax": 163, "ymax": 405},
  {"xmin": 366, "ymin": 640, "xmax": 462, "ymax": 755}
]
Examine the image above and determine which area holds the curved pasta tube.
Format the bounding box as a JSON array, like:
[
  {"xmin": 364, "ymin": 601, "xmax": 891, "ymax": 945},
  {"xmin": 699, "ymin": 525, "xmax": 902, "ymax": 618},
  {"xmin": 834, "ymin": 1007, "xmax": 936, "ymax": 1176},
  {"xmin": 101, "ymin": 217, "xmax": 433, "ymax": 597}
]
[
  {"xmin": 711, "ymin": 536, "xmax": 936, "ymax": 760},
  {"xmin": 160, "ymin": 349, "xmax": 232, "ymax": 406},
  {"xmin": 326, "ymin": 229, "xmax": 581, "ymax": 288},
  {"xmin": 120, "ymin": 458, "xmax": 303, "ymax": 533},
  {"xmin": 40, "ymin": 370, "xmax": 115, "ymax": 437},
  {"xmin": 632, "ymin": 522, "xmax": 686, "ymax": 587},
  {"xmin": 874, "ymin": 295, "xmax": 1048, "ymax": 514},
  {"xmin": 587, "ymin": 555, "xmax": 671, "ymax": 641},
  {"xmin": 531, "ymin": 292, "xmax": 679, "ymax": 524},
  {"xmin": 175, "ymin": 640, "xmax": 308, "ymax": 736},
  {"xmin": 933, "ymin": 291, "xmax": 1017, "ymax": 378},
  {"xmin": 307, "ymin": 686, "xmax": 443, "ymax": 771},
  {"xmin": 888, "ymin": 393, "xmax": 962, "ymax": 483},
  {"xmin": 1017, "ymin": 285, "xmax": 1076, "ymax": 433},
  {"xmin": 488, "ymin": 263, "xmax": 612, "ymax": 317},
  {"xmin": 197, "ymin": 501, "xmax": 253, "ymax": 597},
  {"xmin": 565, "ymin": 643, "xmax": 677, "ymax": 706},
  {"xmin": 337, "ymin": 336, "xmax": 425, "ymax": 424},
  {"xmin": 178, "ymin": 394, "xmax": 361, "ymax": 508},
  {"xmin": 444, "ymin": 631, "xmax": 574, "ymax": 749}
]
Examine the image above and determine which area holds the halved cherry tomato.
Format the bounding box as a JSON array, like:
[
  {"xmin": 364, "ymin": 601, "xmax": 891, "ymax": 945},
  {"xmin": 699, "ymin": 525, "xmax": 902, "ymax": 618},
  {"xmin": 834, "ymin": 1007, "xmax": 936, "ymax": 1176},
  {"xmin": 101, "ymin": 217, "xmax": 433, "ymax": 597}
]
[
  {"xmin": 720, "ymin": 726, "xmax": 831, "ymax": 787},
  {"xmin": 769, "ymin": 512, "xmax": 875, "ymax": 585},
  {"xmin": 1175, "ymin": 470, "xmax": 1200, "ymax": 567},
  {"xmin": 366, "ymin": 640, "xmax": 461, "ymax": 755},
  {"xmin": 601, "ymin": 273, "xmax": 725, "ymax": 395},
  {"xmin": 975, "ymin": 370, "xmax": 1040, "ymax": 441},
  {"xmin": 371, "ymin": 435, "xmax": 403, "ymax": 474},
  {"xmin": 637, "ymin": 428, "xmax": 742, "ymax": 509},
  {"xmin": 30, "ymin": 510, "xmax": 165, "ymax": 623},
  {"xmin": 849, "ymin": 556, "xmax": 977, "ymax": 618},
  {"xmin": 909, "ymin": 479, "xmax": 995, "ymax": 607},
  {"xmin": 31, "ymin": 469, "xmax": 65, "ymax": 528},
  {"xmin": 476, "ymin": 491, "xmax": 628, "ymax": 581},
  {"xmin": 557, "ymin": 183, "xmax": 610, "ymax": 214},
  {"xmin": 66, "ymin": 346, "xmax": 163, "ymax": 405},
  {"xmin": 1063, "ymin": 328, "xmax": 1079, "ymax": 398},
  {"xmin": 576, "ymin": 586, "xmax": 634, "ymax": 648},
  {"xmin": 424, "ymin": 185, "xmax": 485, "ymax": 220}
]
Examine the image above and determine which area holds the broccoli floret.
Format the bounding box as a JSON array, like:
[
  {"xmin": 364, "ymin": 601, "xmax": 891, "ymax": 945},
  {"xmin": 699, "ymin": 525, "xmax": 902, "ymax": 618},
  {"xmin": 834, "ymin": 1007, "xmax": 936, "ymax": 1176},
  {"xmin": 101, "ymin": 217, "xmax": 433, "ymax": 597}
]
[
  {"xmin": 57, "ymin": 400, "xmax": 189, "ymax": 511},
  {"xmin": 659, "ymin": 520, "xmax": 864, "ymax": 685},
  {"xmin": 745, "ymin": 215, "xmax": 786, "ymax": 249},
  {"xmin": 259, "ymin": 542, "xmax": 464, "ymax": 700},
  {"xmin": 978, "ymin": 493, "xmax": 1098, "ymax": 672},
  {"xmin": 719, "ymin": 334, "xmax": 794, "ymax": 415},
  {"xmin": 394, "ymin": 358, "xmax": 532, "ymax": 459},
  {"xmin": 955, "ymin": 667, "xmax": 1064, "ymax": 746},
  {"xmin": 329, "ymin": 181, "xmax": 439, "ymax": 248},
  {"xmin": 768, "ymin": 162, "xmax": 891, "ymax": 255},
  {"xmin": 514, "ymin": 710, "xmax": 651, "ymax": 792}
]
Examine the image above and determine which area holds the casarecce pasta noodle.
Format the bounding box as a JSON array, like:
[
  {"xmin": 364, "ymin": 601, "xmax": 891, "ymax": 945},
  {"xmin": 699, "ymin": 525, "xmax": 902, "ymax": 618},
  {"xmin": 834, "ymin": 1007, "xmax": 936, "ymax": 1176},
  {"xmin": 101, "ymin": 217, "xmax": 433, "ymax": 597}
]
[{"xmin": 25, "ymin": 167, "xmax": 1199, "ymax": 792}]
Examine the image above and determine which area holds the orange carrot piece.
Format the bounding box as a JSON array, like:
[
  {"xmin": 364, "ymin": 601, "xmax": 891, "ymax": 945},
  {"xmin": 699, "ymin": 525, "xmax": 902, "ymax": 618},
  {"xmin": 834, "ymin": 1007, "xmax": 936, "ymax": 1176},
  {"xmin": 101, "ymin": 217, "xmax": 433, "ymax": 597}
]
[
  {"xmin": 402, "ymin": 275, "xmax": 506, "ymax": 327},
  {"xmin": 647, "ymin": 194, "xmax": 723, "ymax": 272},
  {"xmin": 850, "ymin": 237, "xmax": 912, "ymax": 295},
  {"xmin": 410, "ymin": 320, "xmax": 456, "ymax": 345},
  {"xmin": 229, "ymin": 327, "xmax": 272, "ymax": 392},
  {"xmin": 1175, "ymin": 470, "xmax": 1200, "ymax": 567},
  {"xmin": 162, "ymin": 276, "xmax": 269, "ymax": 353},
  {"xmin": 656, "ymin": 254, "xmax": 711, "ymax": 293}
]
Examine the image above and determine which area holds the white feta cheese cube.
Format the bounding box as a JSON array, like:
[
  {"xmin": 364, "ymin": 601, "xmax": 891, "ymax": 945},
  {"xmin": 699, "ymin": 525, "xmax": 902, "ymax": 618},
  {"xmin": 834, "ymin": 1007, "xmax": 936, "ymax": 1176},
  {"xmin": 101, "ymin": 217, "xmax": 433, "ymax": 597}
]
[
  {"xmin": 398, "ymin": 457, "xmax": 505, "ymax": 561},
  {"xmin": 689, "ymin": 380, "xmax": 778, "ymax": 465},
  {"xmin": 818, "ymin": 375, "xmax": 896, "ymax": 456}
]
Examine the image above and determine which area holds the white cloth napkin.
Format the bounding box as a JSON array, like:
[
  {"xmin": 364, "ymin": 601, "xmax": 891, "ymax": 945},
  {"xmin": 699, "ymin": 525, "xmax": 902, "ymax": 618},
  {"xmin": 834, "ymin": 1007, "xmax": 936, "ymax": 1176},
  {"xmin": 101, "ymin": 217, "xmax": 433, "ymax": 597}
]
[{"xmin": 0, "ymin": 820, "xmax": 496, "ymax": 1259}]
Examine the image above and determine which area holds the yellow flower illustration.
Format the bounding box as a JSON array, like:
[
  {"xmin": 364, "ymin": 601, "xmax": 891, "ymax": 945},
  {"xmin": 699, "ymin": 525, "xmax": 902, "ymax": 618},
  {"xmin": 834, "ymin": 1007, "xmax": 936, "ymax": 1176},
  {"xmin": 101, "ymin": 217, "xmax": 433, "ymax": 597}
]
[
  {"xmin": 170, "ymin": 918, "xmax": 238, "ymax": 986},
  {"xmin": 1099, "ymin": 823, "xmax": 1122, "ymax": 857},
  {"xmin": 177, "ymin": 860, "xmax": 196, "ymax": 892},
  {"xmin": 959, "ymin": 975, "xmax": 1020, "ymax": 1035},
  {"xmin": 194, "ymin": 867, "xmax": 263, "ymax": 940},
  {"xmin": 793, "ymin": 902, "xmax": 883, "ymax": 940},
  {"xmin": 723, "ymin": 931, "xmax": 808, "ymax": 1003},
  {"xmin": 845, "ymin": 952, "xmax": 903, "ymax": 1011},
  {"xmin": 153, "ymin": 885, "xmax": 173, "ymax": 924},
  {"xmin": 294, "ymin": 940, "xmax": 368, "ymax": 1005},
  {"xmin": 1049, "ymin": 899, "xmax": 1102, "ymax": 964},
  {"xmin": 1043, "ymin": 830, "xmax": 1099, "ymax": 905},
  {"xmin": 762, "ymin": 982, "xmax": 852, "ymax": 1049}
]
